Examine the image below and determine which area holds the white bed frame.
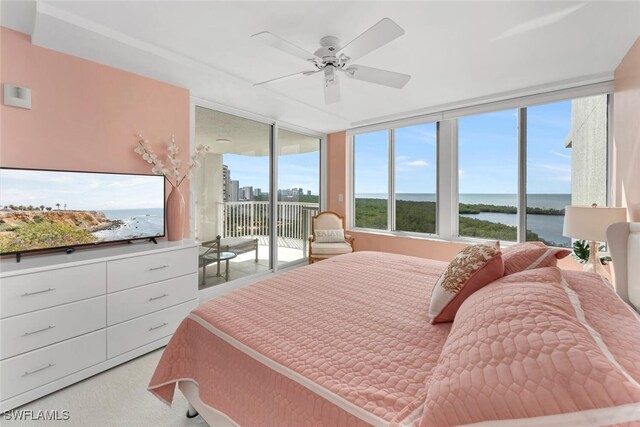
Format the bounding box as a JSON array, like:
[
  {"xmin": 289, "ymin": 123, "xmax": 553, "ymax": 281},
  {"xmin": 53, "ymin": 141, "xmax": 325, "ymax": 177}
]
[
  {"xmin": 178, "ymin": 222, "xmax": 640, "ymax": 425},
  {"xmin": 607, "ymin": 222, "xmax": 640, "ymax": 313}
]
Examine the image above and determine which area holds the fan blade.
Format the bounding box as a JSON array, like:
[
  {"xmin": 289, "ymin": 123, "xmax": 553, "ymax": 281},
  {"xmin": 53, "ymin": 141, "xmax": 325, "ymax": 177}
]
[
  {"xmin": 254, "ymin": 69, "xmax": 320, "ymax": 86},
  {"xmin": 343, "ymin": 65, "xmax": 411, "ymax": 89},
  {"xmin": 324, "ymin": 75, "xmax": 340, "ymax": 104},
  {"xmin": 337, "ymin": 18, "xmax": 404, "ymax": 61},
  {"xmin": 251, "ymin": 31, "xmax": 319, "ymax": 62}
]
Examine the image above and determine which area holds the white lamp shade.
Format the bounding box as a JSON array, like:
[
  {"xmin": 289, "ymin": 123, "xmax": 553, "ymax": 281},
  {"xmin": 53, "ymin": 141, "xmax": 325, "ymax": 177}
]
[{"xmin": 563, "ymin": 205, "xmax": 627, "ymax": 242}]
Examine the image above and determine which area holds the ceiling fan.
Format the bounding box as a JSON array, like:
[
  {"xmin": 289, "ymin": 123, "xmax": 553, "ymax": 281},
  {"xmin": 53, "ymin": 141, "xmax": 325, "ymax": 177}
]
[{"xmin": 251, "ymin": 18, "xmax": 411, "ymax": 104}]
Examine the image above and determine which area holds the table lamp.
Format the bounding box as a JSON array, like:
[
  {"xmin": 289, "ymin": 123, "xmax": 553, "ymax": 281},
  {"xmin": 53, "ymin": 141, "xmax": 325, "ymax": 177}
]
[{"xmin": 563, "ymin": 204, "xmax": 627, "ymax": 280}]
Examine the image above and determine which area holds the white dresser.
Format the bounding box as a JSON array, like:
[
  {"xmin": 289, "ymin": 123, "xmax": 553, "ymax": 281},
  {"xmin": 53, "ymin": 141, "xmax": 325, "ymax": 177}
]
[{"xmin": 0, "ymin": 240, "xmax": 198, "ymax": 411}]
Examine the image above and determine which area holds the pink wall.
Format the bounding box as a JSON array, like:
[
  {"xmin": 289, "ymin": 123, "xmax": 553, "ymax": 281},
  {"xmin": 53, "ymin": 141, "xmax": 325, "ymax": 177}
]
[
  {"xmin": 613, "ymin": 37, "xmax": 640, "ymax": 221},
  {"xmin": 326, "ymin": 131, "xmax": 347, "ymax": 217},
  {"xmin": 0, "ymin": 27, "xmax": 190, "ymax": 236}
]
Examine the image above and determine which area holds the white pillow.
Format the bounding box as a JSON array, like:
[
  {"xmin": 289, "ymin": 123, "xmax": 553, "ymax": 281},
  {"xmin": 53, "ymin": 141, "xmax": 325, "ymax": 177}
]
[{"xmin": 315, "ymin": 229, "xmax": 345, "ymax": 243}]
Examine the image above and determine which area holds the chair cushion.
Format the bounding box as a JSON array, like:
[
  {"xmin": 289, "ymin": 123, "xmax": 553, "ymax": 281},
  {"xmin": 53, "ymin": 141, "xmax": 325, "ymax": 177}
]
[
  {"xmin": 429, "ymin": 243, "xmax": 504, "ymax": 324},
  {"xmin": 311, "ymin": 242, "xmax": 352, "ymax": 255},
  {"xmin": 314, "ymin": 229, "xmax": 345, "ymax": 243}
]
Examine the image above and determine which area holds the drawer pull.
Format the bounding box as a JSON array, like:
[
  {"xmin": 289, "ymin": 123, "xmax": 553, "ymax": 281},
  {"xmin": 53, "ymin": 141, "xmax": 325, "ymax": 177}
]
[
  {"xmin": 148, "ymin": 294, "xmax": 169, "ymax": 302},
  {"xmin": 22, "ymin": 363, "xmax": 56, "ymax": 377},
  {"xmin": 22, "ymin": 325, "xmax": 56, "ymax": 336},
  {"xmin": 149, "ymin": 322, "xmax": 168, "ymax": 331},
  {"xmin": 148, "ymin": 265, "xmax": 169, "ymax": 271},
  {"xmin": 21, "ymin": 288, "xmax": 55, "ymax": 297}
]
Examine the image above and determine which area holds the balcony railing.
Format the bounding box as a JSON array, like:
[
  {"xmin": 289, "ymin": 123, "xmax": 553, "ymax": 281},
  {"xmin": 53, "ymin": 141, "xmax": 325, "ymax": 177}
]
[{"xmin": 219, "ymin": 201, "xmax": 319, "ymax": 252}]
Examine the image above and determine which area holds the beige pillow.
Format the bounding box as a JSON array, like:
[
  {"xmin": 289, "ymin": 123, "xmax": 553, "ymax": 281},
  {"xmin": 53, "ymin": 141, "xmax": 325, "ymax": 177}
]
[
  {"xmin": 315, "ymin": 229, "xmax": 345, "ymax": 243},
  {"xmin": 429, "ymin": 243, "xmax": 504, "ymax": 324}
]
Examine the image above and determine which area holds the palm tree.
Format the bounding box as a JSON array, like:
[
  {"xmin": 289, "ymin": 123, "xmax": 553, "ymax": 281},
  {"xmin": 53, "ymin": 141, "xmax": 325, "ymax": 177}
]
[
  {"xmin": 40, "ymin": 205, "xmax": 45, "ymax": 211},
  {"xmin": 56, "ymin": 203, "xmax": 60, "ymax": 210},
  {"xmin": 46, "ymin": 207, "xmax": 52, "ymax": 211}
]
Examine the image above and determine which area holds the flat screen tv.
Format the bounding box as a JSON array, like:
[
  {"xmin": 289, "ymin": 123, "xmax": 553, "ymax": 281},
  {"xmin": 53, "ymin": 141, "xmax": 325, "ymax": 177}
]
[{"xmin": 0, "ymin": 167, "xmax": 165, "ymax": 257}]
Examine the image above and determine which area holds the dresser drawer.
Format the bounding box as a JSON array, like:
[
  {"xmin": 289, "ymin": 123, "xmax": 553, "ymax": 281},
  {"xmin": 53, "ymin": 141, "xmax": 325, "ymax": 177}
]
[
  {"xmin": 106, "ymin": 247, "xmax": 198, "ymax": 293},
  {"xmin": 107, "ymin": 273, "xmax": 197, "ymax": 326},
  {"xmin": 0, "ymin": 263, "xmax": 106, "ymax": 319},
  {"xmin": 0, "ymin": 330, "xmax": 105, "ymax": 401},
  {"xmin": 107, "ymin": 300, "xmax": 196, "ymax": 359},
  {"xmin": 0, "ymin": 297, "xmax": 106, "ymax": 361}
]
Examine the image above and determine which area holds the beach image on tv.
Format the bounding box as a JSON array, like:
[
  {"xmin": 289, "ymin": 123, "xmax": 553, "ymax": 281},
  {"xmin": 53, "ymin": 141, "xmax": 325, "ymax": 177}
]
[{"xmin": 0, "ymin": 169, "xmax": 165, "ymax": 254}]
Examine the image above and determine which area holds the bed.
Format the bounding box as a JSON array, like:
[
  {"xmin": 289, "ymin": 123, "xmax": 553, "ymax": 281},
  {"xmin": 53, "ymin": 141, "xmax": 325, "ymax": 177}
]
[{"xmin": 149, "ymin": 223, "xmax": 640, "ymax": 426}]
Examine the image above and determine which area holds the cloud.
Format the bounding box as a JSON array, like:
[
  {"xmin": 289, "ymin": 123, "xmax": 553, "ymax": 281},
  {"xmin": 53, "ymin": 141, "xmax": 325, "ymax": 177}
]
[
  {"xmin": 402, "ymin": 160, "xmax": 429, "ymax": 168},
  {"xmin": 459, "ymin": 169, "xmax": 465, "ymax": 177},
  {"xmin": 535, "ymin": 163, "xmax": 571, "ymax": 173},
  {"xmin": 550, "ymin": 149, "xmax": 571, "ymax": 159},
  {"xmin": 396, "ymin": 158, "xmax": 430, "ymax": 173}
]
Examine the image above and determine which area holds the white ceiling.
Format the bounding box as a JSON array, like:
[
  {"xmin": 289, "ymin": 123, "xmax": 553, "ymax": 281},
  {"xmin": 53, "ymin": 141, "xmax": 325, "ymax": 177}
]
[{"xmin": 2, "ymin": 1, "xmax": 639, "ymax": 133}]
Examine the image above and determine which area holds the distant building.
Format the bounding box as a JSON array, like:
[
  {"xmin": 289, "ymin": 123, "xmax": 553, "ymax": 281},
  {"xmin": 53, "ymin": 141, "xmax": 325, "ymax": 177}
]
[
  {"xmin": 241, "ymin": 186, "xmax": 254, "ymax": 201},
  {"xmin": 566, "ymin": 95, "xmax": 607, "ymax": 206},
  {"xmin": 254, "ymin": 188, "xmax": 262, "ymax": 198},
  {"xmin": 229, "ymin": 180, "xmax": 239, "ymax": 202},
  {"xmin": 222, "ymin": 165, "xmax": 231, "ymax": 202},
  {"xmin": 307, "ymin": 190, "xmax": 311, "ymax": 196}
]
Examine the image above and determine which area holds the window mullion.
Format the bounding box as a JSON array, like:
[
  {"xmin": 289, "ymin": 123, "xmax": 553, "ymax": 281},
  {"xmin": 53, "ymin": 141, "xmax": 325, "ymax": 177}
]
[
  {"xmin": 388, "ymin": 129, "xmax": 395, "ymax": 232},
  {"xmin": 517, "ymin": 108, "xmax": 527, "ymax": 243}
]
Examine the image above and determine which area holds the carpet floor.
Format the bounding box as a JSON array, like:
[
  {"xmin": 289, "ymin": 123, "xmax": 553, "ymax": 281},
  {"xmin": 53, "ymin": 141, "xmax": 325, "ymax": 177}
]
[{"xmin": 3, "ymin": 348, "xmax": 209, "ymax": 427}]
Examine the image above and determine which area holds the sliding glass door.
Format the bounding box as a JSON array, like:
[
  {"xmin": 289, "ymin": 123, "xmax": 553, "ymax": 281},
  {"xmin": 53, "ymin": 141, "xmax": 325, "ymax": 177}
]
[{"xmin": 193, "ymin": 107, "xmax": 323, "ymax": 289}]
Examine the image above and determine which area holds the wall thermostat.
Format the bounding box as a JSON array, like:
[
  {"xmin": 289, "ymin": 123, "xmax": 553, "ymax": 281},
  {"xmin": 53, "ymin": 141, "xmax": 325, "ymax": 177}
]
[{"xmin": 3, "ymin": 83, "xmax": 32, "ymax": 109}]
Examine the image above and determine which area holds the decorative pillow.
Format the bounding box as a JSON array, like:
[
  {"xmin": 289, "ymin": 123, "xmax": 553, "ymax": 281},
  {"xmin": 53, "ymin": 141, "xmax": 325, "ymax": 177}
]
[
  {"xmin": 502, "ymin": 241, "xmax": 571, "ymax": 275},
  {"xmin": 429, "ymin": 244, "xmax": 503, "ymax": 324},
  {"xmin": 314, "ymin": 229, "xmax": 345, "ymax": 243}
]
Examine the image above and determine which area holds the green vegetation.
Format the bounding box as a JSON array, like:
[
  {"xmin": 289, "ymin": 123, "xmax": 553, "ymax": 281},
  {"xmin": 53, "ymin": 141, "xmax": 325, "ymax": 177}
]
[
  {"xmin": 355, "ymin": 198, "xmax": 554, "ymax": 244},
  {"xmin": 0, "ymin": 221, "xmax": 98, "ymax": 253},
  {"xmin": 459, "ymin": 204, "xmax": 564, "ymax": 215}
]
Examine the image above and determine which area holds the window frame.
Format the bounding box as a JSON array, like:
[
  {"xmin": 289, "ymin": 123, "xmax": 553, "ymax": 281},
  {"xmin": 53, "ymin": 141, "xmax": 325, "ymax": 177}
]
[
  {"xmin": 351, "ymin": 124, "xmax": 440, "ymax": 236},
  {"xmin": 347, "ymin": 84, "xmax": 613, "ymax": 246}
]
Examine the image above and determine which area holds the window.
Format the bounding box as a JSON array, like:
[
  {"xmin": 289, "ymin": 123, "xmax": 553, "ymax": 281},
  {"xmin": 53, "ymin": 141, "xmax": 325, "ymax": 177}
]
[
  {"xmin": 458, "ymin": 110, "xmax": 518, "ymax": 241},
  {"xmin": 395, "ymin": 123, "xmax": 437, "ymax": 234},
  {"xmin": 353, "ymin": 131, "xmax": 388, "ymax": 230},
  {"xmin": 349, "ymin": 89, "xmax": 610, "ymax": 248},
  {"xmin": 526, "ymin": 95, "xmax": 608, "ymax": 248}
]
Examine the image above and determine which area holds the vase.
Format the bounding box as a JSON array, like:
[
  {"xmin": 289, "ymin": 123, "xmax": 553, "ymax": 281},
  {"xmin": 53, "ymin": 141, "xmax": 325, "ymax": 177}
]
[{"xmin": 166, "ymin": 186, "xmax": 185, "ymax": 241}]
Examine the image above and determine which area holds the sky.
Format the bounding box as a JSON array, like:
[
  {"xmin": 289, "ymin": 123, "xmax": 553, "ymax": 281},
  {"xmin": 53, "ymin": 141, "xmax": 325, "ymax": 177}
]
[
  {"xmin": 0, "ymin": 169, "xmax": 165, "ymax": 210},
  {"xmin": 354, "ymin": 100, "xmax": 573, "ymax": 195}
]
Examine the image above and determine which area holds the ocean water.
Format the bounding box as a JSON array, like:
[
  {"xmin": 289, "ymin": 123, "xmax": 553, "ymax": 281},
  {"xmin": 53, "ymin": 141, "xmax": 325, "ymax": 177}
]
[
  {"xmin": 356, "ymin": 193, "xmax": 571, "ymax": 246},
  {"xmin": 92, "ymin": 208, "xmax": 164, "ymax": 241}
]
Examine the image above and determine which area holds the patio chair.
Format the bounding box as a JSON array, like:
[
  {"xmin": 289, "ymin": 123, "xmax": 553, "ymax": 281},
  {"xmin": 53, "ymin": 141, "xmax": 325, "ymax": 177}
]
[
  {"xmin": 308, "ymin": 211, "xmax": 354, "ymax": 264},
  {"xmin": 198, "ymin": 235, "xmax": 259, "ymax": 285}
]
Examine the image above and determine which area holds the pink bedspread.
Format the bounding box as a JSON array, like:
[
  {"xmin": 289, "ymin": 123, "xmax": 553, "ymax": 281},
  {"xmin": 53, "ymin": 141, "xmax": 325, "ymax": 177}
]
[
  {"xmin": 149, "ymin": 252, "xmax": 640, "ymax": 426},
  {"xmin": 149, "ymin": 252, "xmax": 451, "ymax": 426}
]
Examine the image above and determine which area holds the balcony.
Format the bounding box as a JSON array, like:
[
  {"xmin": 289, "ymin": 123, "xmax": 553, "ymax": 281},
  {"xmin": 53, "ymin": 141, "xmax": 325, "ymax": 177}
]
[{"xmin": 198, "ymin": 201, "xmax": 319, "ymax": 288}]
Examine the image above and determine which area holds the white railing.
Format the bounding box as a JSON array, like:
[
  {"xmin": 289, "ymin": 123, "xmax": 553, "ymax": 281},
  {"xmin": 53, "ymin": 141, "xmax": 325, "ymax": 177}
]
[{"xmin": 219, "ymin": 202, "xmax": 319, "ymax": 246}]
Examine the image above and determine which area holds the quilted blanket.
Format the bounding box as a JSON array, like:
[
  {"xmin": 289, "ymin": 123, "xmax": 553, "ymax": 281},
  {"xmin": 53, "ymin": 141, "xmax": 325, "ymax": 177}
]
[{"xmin": 149, "ymin": 251, "xmax": 451, "ymax": 426}]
